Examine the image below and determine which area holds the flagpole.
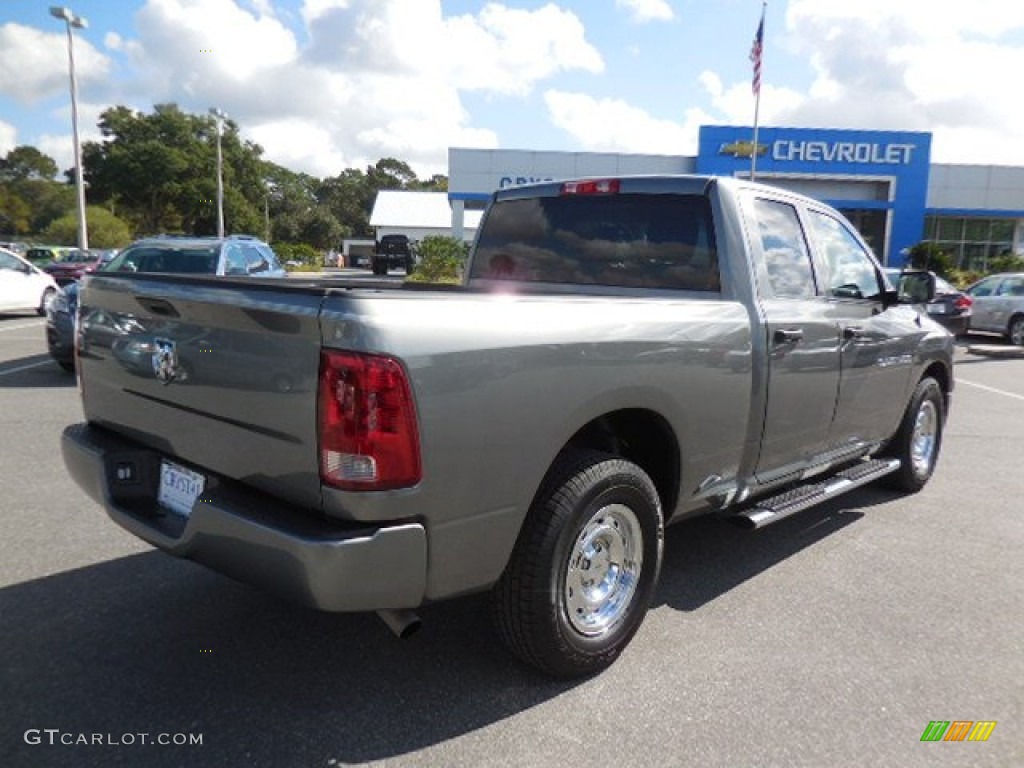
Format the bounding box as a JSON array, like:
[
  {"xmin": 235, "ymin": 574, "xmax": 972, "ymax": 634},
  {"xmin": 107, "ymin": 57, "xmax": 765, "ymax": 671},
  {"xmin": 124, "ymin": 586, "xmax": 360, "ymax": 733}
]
[
  {"xmin": 750, "ymin": 2, "xmax": 766, "ymax": 181},
  {"xmin": 751, "ymin": 90, "xmax": 762, "ymax": 181}
]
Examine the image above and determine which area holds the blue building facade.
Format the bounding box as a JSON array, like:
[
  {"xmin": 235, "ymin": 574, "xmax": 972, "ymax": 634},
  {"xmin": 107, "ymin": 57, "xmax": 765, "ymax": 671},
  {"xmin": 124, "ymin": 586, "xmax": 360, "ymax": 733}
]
[
  {"xmin": 697, "ymin": 126, "xmax": 933, "ymax": 266},
  {"xmin": 449, "ymin": 131, "xmax": 1023, "ymax": 268}
]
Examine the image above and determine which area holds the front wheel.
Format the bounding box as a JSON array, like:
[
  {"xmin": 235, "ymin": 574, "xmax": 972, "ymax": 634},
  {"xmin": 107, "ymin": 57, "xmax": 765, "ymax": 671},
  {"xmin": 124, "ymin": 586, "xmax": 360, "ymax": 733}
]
[
  {"xmin": 38, "ymin": 287, "xmax": 56, "ymax": 316},
  {"xmin": 882, "ymin": 376, "xmax": 945, "ymax": 492},
  {"xmin": 492, "ymin": 449, "xmax": 663, "ymax": 678}
]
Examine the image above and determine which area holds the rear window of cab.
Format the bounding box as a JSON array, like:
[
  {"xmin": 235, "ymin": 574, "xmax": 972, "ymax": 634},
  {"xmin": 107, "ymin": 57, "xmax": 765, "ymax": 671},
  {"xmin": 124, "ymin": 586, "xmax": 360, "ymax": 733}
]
[{"xmin": 470, "ymin": 192, "xmax": 719, "ymax": 291}]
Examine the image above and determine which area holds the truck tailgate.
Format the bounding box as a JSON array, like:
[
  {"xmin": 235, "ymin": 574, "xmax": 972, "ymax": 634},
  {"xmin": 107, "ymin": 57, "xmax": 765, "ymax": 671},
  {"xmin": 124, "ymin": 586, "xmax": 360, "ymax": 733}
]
[{"xmin": 77, "ymin": 274, "xmax": 325, "ymax": 510}]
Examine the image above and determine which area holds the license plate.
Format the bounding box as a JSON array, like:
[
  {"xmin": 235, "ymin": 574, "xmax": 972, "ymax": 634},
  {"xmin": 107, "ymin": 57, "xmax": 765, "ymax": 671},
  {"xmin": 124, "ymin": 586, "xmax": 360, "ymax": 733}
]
[
  {"xmin": 158, "ymin": 460, "xmax": 205, "ymax": 518},
  {"xmin": 927, "ymin": 303, "xmax": 947, "ymax": 314}
]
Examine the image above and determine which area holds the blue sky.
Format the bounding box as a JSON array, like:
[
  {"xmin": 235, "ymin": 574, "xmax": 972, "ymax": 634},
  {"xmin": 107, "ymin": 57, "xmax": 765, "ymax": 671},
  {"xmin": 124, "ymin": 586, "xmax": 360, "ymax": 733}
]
[{"xmin": 2, "ymin": 0, "xmax": 1024, "ymax": 179}]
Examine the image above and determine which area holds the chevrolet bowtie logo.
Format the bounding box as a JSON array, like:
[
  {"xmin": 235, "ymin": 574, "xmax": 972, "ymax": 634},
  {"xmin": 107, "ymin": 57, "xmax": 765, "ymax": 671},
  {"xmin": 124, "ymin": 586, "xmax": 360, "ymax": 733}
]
[{"xmin": 718, "ymin": 140, "xmax": 768, "ymax": 158}]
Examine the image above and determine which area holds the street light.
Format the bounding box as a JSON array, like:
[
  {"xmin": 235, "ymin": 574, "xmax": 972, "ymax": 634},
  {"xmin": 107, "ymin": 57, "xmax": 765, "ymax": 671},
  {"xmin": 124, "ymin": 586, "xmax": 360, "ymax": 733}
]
[
  {"xmin": 209, "ymin": 107, "xmax": 227, "ymax": 238},
  {"xmin": 49, "ymin": 6, "xmax": 89, "ymax": 250}
]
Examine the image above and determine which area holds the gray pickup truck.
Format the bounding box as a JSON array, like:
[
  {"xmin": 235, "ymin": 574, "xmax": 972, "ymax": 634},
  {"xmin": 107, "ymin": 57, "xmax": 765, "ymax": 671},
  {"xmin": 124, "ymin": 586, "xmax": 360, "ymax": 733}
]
[{"xmin": 62, "ymin": 175, "xmax": 953, "ymax": 677}]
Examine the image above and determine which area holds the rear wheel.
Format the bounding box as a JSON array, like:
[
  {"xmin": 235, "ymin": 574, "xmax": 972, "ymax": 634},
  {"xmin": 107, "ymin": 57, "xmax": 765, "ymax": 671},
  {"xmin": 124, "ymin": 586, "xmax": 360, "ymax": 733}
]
[
  {"xmin": 1008, "ymin": 315, "xmax": 1024, "ymax": 346},
  {"xmin": 882, "ymin": 376, "xmax": 944, "ymax": 492},
  {"xmin": 492, "ymin": 449, "xmax": 663, "ymax": 678}
]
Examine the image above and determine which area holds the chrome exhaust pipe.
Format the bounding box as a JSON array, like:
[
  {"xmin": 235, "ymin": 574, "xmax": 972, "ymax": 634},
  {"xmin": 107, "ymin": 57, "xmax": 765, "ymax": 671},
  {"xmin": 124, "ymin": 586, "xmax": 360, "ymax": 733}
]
[{"xmin": 377, "ymin": 609, "xmax": 421, "ymax": 639}]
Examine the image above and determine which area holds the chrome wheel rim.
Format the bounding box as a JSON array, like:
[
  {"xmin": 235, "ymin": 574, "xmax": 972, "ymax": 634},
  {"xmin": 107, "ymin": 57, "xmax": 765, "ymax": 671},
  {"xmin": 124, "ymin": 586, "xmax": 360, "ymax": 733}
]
[
  {"xmin": 1012, "ymin": 321, "xmax": 1024, "ymax": 346},
  {"xmin": 911, "ymin": 400, "xmax": 938, "ymax": 477},
  {"xmin": 564, "ymin": 503, "xmax": 643, "ymax": 637}
]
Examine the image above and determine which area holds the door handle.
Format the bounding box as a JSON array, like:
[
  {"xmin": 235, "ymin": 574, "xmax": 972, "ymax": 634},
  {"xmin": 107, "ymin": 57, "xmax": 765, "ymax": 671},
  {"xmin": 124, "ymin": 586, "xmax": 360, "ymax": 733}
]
[
  {"xmin": 843, "ymin": 325, "xmax": 865, "ymax": 340},
  {"xmin": 773, "ymin": 328, "xmax": 804, "ymax": 344}
]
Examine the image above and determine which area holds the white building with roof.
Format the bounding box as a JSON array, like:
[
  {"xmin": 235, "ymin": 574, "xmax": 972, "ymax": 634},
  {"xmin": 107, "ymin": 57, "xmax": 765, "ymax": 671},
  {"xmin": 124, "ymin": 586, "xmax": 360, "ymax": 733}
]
[{"xmin": 369, "ymin": 190, "xmax": 482, "ymax": 243}]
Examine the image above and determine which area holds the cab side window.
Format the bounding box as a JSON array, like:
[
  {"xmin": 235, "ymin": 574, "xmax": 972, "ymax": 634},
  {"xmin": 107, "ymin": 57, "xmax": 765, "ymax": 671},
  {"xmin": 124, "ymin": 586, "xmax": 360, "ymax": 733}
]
[
  {"xmin": 754, "ymin": 199, "xmax": 816, "ymax": 299},
  {"xmin": 806, "ymin": 210, "xmax": 882, "ymax": 300},
  {"xmin": 242, "ymin": 245, "xmax": 270, "ymax": 274},
  {"xmin": 224, "ymin": 245, "xmax": 248, "ymax": 275}
]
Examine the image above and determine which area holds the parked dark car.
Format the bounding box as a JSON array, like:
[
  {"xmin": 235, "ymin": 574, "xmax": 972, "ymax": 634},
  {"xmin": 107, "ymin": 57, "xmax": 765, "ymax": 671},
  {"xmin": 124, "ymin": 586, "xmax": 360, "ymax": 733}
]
[
  {"xmin": 43, "ymin": 249, "xmax": 117, "ymax": 286},
  {"xmin": 884, "ymin": 268, "xmax": 971, "ymax": 335},
  {"xmin": 26, "ymin": 245, "xmax": 86, "ymax": 266},
  {"xmin": 47, "ymin": 235, "xmax": 285, "ymax": 372}
]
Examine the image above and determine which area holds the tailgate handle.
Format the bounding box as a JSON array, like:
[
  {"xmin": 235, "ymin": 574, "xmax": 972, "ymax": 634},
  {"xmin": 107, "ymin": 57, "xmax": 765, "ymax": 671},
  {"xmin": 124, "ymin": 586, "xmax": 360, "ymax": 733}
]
[{"xmin": 136, "ymin": 297, "xmax": 180, "ymax": 318}]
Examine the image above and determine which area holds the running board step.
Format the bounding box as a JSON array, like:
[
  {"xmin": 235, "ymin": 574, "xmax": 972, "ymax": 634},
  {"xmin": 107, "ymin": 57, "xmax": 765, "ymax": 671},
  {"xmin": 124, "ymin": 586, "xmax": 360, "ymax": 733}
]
[{"xmin": 730, "ymin": 458, "xmax": 901, "ymax": 530}]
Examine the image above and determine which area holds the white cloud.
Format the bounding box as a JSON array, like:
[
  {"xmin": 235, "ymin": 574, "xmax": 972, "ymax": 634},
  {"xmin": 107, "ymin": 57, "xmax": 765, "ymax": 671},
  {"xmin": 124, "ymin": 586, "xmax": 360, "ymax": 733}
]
[
  {"xmin": 443, "ymin": 3, "xmax": 604, "ymax": 95},
  {"xmin": 105, "ymin": 0, "xmax": 599, "ymax": 177},
  {"xmin": 0, "ymin": 23, "xmax": 111, "ymax": 104},
  {"xmin": 615, "ymin": 0, "xmax": 674, "ymax": 24},
  {"xmin": 37, "ymin": 101, "xmax": 107, "ymax": 173},
  {"xmin": 0, "ymin": 120, "xmax": 16, "ymax": 156},
  {"xmin": 780, "ymin": 1, "xmax": 1024, "ymax": 164},
  {"xmin": 544, "ymin": 90, "xmax": 696, "ymax": 155}
]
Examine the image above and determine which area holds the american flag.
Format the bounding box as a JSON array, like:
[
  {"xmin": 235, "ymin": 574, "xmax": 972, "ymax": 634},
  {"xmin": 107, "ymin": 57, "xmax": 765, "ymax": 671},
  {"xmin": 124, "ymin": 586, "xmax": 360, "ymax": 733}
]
[{"xmin": 750, "ymin": 10, "xmax": 764, "ymax": 96}]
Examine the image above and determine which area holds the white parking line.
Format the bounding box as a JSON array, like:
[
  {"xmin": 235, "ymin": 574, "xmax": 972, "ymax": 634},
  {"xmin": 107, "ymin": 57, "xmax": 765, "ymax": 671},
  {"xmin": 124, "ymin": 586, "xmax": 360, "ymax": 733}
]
[
  {"xmin": 0, "ymin": 360, "xmax": 53, "ymax": 377},
  {"xmin": 0, "ymin": 320, "xmax": 44, "ymax": 333},
  {"xmin": 957, "ymin": 378, "xmax": 1024, "ymax": 403}
]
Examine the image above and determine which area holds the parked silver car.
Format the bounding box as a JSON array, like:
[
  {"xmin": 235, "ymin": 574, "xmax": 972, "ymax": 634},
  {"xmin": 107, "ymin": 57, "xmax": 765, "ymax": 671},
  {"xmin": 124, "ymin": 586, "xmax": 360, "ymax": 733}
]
[{"xmin": 965, "ymin": 272, "xmax": 1024, "ymax": 344}]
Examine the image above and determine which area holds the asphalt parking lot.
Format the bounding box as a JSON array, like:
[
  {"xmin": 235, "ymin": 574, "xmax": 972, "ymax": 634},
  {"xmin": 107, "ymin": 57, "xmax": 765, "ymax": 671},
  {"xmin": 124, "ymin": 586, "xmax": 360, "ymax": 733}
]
[{"xmin": 1, "ymin": 313, "xmax": 1020, "ymax": 768}]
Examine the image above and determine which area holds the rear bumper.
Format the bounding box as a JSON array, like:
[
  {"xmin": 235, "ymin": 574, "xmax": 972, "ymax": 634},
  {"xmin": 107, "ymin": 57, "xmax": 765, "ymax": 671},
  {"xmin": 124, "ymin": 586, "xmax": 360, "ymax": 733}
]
[{"xmin": 61, "ymin": 422, "xmax": 427, "ymax": 612}]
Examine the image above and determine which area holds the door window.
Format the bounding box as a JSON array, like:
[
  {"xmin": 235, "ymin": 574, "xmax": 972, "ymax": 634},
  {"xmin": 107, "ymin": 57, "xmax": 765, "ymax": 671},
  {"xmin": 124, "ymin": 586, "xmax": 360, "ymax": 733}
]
[
  {"xmin": 806, "ymin": 210, "xmax": 882, "ymax": 300},
  {"xmin": 967, "ymin": 277, "xmax": 999, "ymax": 297},
  {"xmin": 754, "ymin": 199, "xmax": 815, "ymax": 299},
  {"xmin": 996, "ymin": 276, "xmax": 1024, "ymax": 297}
]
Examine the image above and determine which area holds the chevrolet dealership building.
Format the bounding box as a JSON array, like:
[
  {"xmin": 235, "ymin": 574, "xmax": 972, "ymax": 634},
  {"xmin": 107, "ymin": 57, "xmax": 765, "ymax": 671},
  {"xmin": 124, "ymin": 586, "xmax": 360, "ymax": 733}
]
[{"xmin": 448, "ymin": 125, "xmax": 1024, "ymax": 268}]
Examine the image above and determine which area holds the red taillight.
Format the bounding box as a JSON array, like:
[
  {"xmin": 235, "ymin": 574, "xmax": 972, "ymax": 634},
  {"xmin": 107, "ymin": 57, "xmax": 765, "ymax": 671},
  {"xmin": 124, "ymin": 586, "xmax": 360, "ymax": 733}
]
[
  {"xmin": 561, "ymin": 179, "xmax": 620, "ymax": 195},
  {"xmin": 954, "ymin": 295, "xmax": 973, "ymax": 310},
  {"xmin": 318, "ymin": 350, "xmax": 421, "ymax": 491}
]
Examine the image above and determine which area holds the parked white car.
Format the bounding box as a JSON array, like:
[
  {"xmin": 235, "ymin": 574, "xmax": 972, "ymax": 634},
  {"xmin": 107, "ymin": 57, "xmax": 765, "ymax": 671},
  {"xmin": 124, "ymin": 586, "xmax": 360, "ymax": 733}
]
[{"xmin": 0, "ymin": 247, "xmax": 59, "ymax": 316}]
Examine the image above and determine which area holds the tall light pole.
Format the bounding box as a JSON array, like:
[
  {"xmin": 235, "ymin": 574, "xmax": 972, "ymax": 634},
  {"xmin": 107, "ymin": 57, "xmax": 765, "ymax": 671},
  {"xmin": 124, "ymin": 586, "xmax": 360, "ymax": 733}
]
[
  {"xmin": 50, "ymin": 6, "xmax": 89, "ymax": 250},
  {"xmin": 209, "ymin": 107, "xmax": 227, "ymax": 238}
]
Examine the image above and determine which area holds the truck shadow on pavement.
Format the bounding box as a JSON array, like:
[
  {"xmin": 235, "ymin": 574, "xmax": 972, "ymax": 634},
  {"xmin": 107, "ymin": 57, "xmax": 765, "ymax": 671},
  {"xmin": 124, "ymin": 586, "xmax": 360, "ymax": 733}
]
[
  {"xmin": 655, "ymin": 486, "xmax": 901, "ymax": 611},
  {"xmin": 2, "ymin": 487, "xmax": 899, "ymax": 767}
]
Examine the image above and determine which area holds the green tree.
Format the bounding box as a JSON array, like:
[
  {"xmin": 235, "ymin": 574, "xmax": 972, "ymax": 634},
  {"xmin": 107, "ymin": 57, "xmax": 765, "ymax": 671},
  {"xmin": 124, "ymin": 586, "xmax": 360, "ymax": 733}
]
[
  {"xmin": 41, "ymin": 206, "xmax": 133, "ymax": 248},
  {"xmin": 82, "ymin": 103, "xmax": 266, "ymax": 236},
  {"xmin": 0, "ymin": 146, "xmax": 59, "ymax": 181},
  {"xmin": 406, "ymin": 235, "xmax": 468, "ymax": 284},
  {"xmin": 410, "ymin": 173, "xmax": 448, "ymax": 192},
  {"xmin": 299, "ymin": 207, "xmax": 346, "ymax": 250},
  {"xmin": 317, "ymin": 168, "xmax": 375, "ymax": 237},
  {"xmin": 987, "ymin": 251, "xmax": 1024, "ymax": 274},
  {"xmin": 0, "ymin": 186, "xmax": 32, "ymax": 234},
  {"xmin": 907, "ymin": 241, "xmax": 955, "ymax": 278}
]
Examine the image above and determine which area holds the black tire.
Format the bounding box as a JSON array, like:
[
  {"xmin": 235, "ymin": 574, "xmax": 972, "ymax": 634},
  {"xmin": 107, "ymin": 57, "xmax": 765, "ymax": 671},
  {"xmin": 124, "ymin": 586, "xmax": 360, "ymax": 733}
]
[
  {"xmin": 38, "ymin": 287, "xmax": 56, "ymax": 316},
  {"xmin": 1008, "ymin": 315, "xmax": 1024, "ymax": 346},
  {"xmin": 881, "ymin": 376, "xmax": 945, "ymax": 492},
  {"xmin": 58, "ymin": 360, "xmax": 75, "ymax": 373},
  {"xmin": 492, "ymin": 449, "xmax": 663, "ymax": 678}
]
